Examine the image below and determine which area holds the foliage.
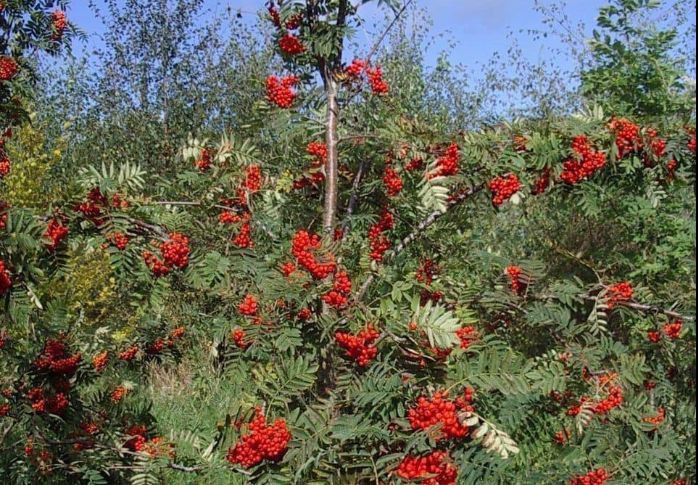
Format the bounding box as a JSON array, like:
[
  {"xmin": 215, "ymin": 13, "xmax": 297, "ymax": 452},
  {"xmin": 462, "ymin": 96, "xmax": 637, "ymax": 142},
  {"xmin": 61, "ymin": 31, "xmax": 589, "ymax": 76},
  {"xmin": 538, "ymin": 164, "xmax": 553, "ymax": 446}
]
[{"xmin": 1, "ymin": 1, "xmax": 696, "ymax": 484}]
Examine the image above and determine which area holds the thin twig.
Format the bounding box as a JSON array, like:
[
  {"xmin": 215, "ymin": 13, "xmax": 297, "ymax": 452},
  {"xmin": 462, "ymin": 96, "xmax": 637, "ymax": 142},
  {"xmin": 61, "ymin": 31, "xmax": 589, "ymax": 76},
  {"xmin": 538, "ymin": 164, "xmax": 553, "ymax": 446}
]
[
  {"xmin": 356, "ymin": 184, "xmax": 485, "ymax": 301},
  {"xmin": 365, "ymin": 0, "xmax": 416, "ymax": 63}
]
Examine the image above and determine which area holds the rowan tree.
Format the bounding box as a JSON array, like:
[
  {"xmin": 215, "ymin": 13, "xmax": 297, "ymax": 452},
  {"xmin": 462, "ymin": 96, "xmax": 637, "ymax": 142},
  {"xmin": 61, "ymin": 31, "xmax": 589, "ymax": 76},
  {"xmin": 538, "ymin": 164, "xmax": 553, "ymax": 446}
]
[{"xmin": 0, "ymin": 0, "xmax": 696, "ymax": 484}]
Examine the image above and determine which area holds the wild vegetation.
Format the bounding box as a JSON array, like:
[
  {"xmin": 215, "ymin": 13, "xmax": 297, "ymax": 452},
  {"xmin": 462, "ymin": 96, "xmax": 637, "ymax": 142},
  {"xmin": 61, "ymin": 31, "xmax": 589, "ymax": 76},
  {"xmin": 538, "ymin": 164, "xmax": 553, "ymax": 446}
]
[{"xmin": 0, "ymin": 0, "xmax": 696, "ymax": 484}]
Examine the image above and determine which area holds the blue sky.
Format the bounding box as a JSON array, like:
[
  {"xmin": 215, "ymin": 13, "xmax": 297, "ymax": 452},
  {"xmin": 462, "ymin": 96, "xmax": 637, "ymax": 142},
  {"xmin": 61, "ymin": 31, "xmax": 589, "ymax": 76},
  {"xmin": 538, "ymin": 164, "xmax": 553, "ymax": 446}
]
[{"xmin": 64, "ymin": 0, "xmax": 607, "ymax": 70}]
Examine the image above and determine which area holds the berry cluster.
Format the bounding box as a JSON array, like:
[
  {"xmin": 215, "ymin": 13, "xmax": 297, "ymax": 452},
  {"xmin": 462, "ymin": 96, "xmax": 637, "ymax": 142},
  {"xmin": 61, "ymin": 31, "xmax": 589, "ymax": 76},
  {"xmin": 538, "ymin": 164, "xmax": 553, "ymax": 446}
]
[
  {"xmin": 245, "ymin": 165, "xmax": 262, "ymax": 193},
  {"xmin": 368, "ymin": 209, "xmax": 394, "ymax": 262},
  {"xmin": 405, "ymin": 156, "xmax": 425, "ymax": 172},
  {"xmin": 416, "ymin": 258, "xmax": 439, "ymax": 285},
  {"xmin": 456, "ymin": 326, "xmax": 479, "ymax": 350},
  {"xmin": 111, "ymin": 385, "xmax": 129, "ymax": 403},
  {"xmin": 144, "ymin": 232, "xmax": 191, "ymax": 276},
  {"xmin": 143, "ymin": 250, "xmax": 170, "ymax": 276},
  {"xmin": 226, "ymin": 408, "xmax": 292, "ymax": 468},
  {"xmin": 76, "ymin": 187, "xmax": 108, "ymax": 225},
  {"xmin": 345, "ymin": 58, "xmax": 367, "ymax": 78},
  {"xmin": 666, "ymin": 158, "xmax": 678, "ymax": 180},
  {"xmin": 219, "ymin": 211, "xmax": 242, "ymax": 225},
  {"xmin": 394, "ymin": 451, "xmax": 458, "ymax": 485},
  {"xmin": 609, "ymin": 118, "xmax": 642, "ymax": 159},
  {"xmin": 647, "ymin": 330, "xmax": 661, "ymax": 343},
  {"xmin": 335, "ymin": 324, "xmax": 380, "ymax": 367},
  {"xmin": 51, "ymin": 10, "xmax": 67, "ymax": 40},
  {"xmin": 160, "ymin": 232, "xmax": 191, "ymax": 269},
  {"xmin": 0, "ymin": 130, "xmax": 11, "ymax": 178},
  {"xmin": 267, "ymin": 3, "xmax": 302, "ymax": 29},
  {"xmin": 266, "ymin": 75, "xmax": 300, "ymax": 109},
  {"xmin": 0, "ymin": 200, "xmax": 8, "ymax": 230},
  {"xmin": 429, "ymin": 143, "xmax": 460, "ymax": 179},
  {"xmin": 291, "ymin": 230, "xmax": 336, "ymax": 279},
  {"xmin": 322, "ymin": 270, "xmax": 352, "ymax": 308},
  {"xmin": 195, "ymin": 147, "xmax": 213, "ymax": 171},
  {"xmin": 278, "ymin": 33, "xmax": 305, "ymax": 56},
  {"xmin": 0, "ymin": 154, "xmax": 8, "ymax": 178},
  {"xmin": 111, "ymin": 193, "xmax": 129, "ymax": 209},
  {"xmin": 45, "ymin": 218, "xmax": 69, "ymax": 251},
  {"xmin": 689, "ymin": 136, "xmax": 696, "ymax": 153},
  {"xmin": 118, "ymin": 345, "xmax": 139, "ymax": 362},
  {"xmin": 567, "ymin": 384, "xmax": 623, "ymax": 417},
  {"xmin": 560, "ymin": 135, "xmax": 607, "ymax": 185},
  {"xmin": 280, "ymin": 261, "xmax": 296, "ymax": 277},
  {"xmin": 514, "ymin": 135, "xmax": 529, "ymax": 152},
  {"xmin": 108, "ymin": 232, "xmax": 129, "ymax": 250},
  {"xmin": 489, "ymin": 174, "xmax": 522, "ymax": 206},
  {"xmin": 0, "ymin": 259, "xmax": 11, "ymax": 295},
  {"xmin": 294, "ymin": 142, "xmax": 327, "ymax": 189},
  {"xmin": 239, "ymin": 294, "xmax": 259, "ymax": 316},
  {"xmin": 646, "ymin": 128, "xmax": 667, "ymax": 158},
  {"xmin": 568, "ymin": 468, "xmax": 610, "ymax": 485},
  {"xmin": 232, "ymin": 328, "xmax": 250, "ymax": 349},
  {"xmin": 642, "ymin": 407, "xmax": 665, "ymax": 427},
  {"xmin": 407, "ymin": 390, "xmax": 470, "ymax": 440},
  {"xmin": 606, "ymin": 281, "xmax": 633, "ymax": 309},
  {"xmin": 553, "ymin": 429, "xmax": 571, "ymax": 446},
  {"xmin": 92, "ymin": 351, "xmax": 109, "ymax": 372},
  {"xmin": 27, "ymin": 387, "xmax": 69, "ymax": 415},
  {"xmin": 383, "ymin": 166, "xmax": 403, "ymax": 197},
  {"xmin": 532, "ymin": 167, "xmax": 551, "ymax": 195},
  {"xmin": 33, "ymin": 339, "xmax": 81, "ymax": 376},
  {"xmin": 592, "ymin": 385, "xmax": 623, "ymax": 414},
  {"xmin": 233, "ymin": 221, "xmax": 254, "ymax": 249},
  {"xmin": 366, "ymin": 66, "xmax": 389, "ymax": 95},
  {"xmin": 296, "ymin": 307, "xmax": 313, "ymax": 321},
  {"xmin": 663, "ymin": 320, "xmax": 683, "ymax": 340},
  {"xmin": 0, "ymin": 56, "xmax": 18, "ymax": 81},
  {"xmin": 506, "ymin": 265, "xmax": 525, "ymax": 296},
  {"xmin": 123, "ymin": 426, "xmax": 171, "ymax": 457}
]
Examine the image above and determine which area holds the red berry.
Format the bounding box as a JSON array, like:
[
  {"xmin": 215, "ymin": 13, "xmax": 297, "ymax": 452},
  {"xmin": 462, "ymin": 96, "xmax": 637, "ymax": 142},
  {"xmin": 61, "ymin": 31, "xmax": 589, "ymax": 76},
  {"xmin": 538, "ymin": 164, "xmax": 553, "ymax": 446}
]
[
  {"xmin": 92, "ymin": 351, "xmax": 109, "ymax": 372},
  {"xmin": 51, "ymin": 10, "xmax": 67, "ymax": 40},
  {"xmin": 506, "ymin": 265, "xmax": 525, "ymax": 295},
  {"xmin": 335, "ymin": 324, "xmax": 380, "ymax": 367},
  {"xmin": 345, "ymin": 59, "xmax": 367, "ymax": 78},
  {"xmin": 291, "ymin": 230, "xmax": 337, "ymax": 279},
  {"xmin": 0, "ymin": 259, "xmax": 11, "ymax": 295},
  {"xmin": 606, "ymin": 281, "xmax": 633, "ymax": 309},
  {"xmin": 609, "ymin": 118, "xmax": 642, "ymax": 159},
  {"xmin": 45, "ymin": 219, "xmax": 69, "ymax": 251},
  {"xmin": 266, "ymin": 75, "xmax": 300, "ymax": 109},
  {"xmin": 195, "ymin": 148, "xmax": 213, "ymax": 171},
  {"xmin": 226, "ymin": 408, "xmax": 291, "ymax": 468},
  {"xmin": 663, "ymin": 320, "xmax": 682, "ymax": 340},
  {"xmin": 568, "ymin": 468, "xmax": 609, "ymax": 485},
  {"xmin": 239, "ymin": 294, "xmax": 259, "ymax": 316},
  {"xmin": 245, "ymin": 165, "xmax": 262, "ymax": 193},
  {"xmin": 395, "ymin": 451, "xmax": 458, "ymax": 485},
  {"xmin": 0, "ymin": 56, "xmax": 18, "ymax": 81},
  {"xmin": 383, "ymin": 166, "xmax": 403, "ymax": 196},
  {"xmin": 407, "ymin": 390, "xmax": 470, "ymax": 440},
  {"xmin": 278, "ymin": 34, "xmax": 305, "ymax": 56},
  {"xmin": 428, "ymin": 143, "xmax": 459, "ymax": 179},
  {"xmin": 489, "ymin": 174, "xmax": 522, "ymax": 206},
  {"xmin": 366, "ymin": 66, "xmax": 389, "ymax": 95}
]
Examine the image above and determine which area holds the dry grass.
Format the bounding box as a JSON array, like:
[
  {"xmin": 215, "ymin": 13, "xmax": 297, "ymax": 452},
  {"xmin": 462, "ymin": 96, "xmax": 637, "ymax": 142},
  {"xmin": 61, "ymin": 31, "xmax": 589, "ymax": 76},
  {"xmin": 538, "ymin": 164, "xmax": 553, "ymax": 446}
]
[{"xmin": 146, "ymin": 358, "xmax": 194, "ymax": 399}]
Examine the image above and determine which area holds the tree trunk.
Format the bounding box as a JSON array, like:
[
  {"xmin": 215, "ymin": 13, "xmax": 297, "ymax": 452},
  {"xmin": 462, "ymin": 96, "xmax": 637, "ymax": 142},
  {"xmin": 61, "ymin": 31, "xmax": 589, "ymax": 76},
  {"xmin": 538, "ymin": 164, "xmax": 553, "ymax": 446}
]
[{"xmin": 323, "ymin": 77, "xmax": 340, "ymax": 233}]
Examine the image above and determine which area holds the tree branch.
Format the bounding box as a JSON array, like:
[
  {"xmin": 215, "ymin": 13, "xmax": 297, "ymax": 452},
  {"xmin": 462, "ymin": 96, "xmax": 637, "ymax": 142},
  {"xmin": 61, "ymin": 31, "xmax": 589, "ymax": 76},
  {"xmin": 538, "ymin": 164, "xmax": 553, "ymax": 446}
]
[
  {"xmin": 365, "ymin": 0, "xmax": 415, "ymax": 63},
  {"xmin": 356, "ymin": 184, "xmax": 485, "ymax": 300}
]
